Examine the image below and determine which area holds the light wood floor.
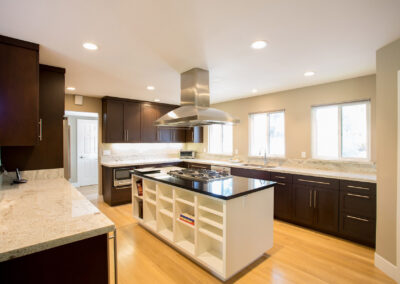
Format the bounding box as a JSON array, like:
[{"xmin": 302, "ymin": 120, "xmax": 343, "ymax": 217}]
[{"xmin": 94, "ymin": 200, "xmax": 395, "ymax": 284}]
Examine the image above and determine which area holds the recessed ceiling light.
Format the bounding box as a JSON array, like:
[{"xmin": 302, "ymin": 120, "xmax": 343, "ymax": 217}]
[
  {"xmin": 154, "ymin": 99, "xmax": 160, "ymax": 102},
  {"xmin": 147, "ymin": 86, "xmax": 155, "ymax": 90},
  {"xmin": 83, "ymin": 42, "xmax": 98, "ymax": 50},
  {"xmin": 304, "ymin": 71, "xmax": 315, "ymax": 77},
  {"xmin": 251, "ymin": 40, "xmax": 267, "ymax": 49},
  {"xmin": 66, "ymin": 86, "xmax": 76, "ymax": 91},
  {"xmin": 252, "ymin": 89, "xmax": 258, "ymax": 93}
]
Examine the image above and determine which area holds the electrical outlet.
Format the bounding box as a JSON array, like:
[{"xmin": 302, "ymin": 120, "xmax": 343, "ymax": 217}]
[
  {"xmin": 103, "ymin": 150, "xmax": 111, "ymax": 156},
  {"xmin": 301, "ymin": 152, "xmax": 306, "ymax": 158}
]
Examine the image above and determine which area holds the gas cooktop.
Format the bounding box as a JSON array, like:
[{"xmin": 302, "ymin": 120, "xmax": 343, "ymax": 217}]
[{"xmin": 167, "ymin": 168, "xmax": 231, "ymax": 182}]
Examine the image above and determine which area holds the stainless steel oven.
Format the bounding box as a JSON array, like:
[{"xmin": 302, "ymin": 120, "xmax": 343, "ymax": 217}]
[
  {"xmin": 113, "ymin": 167, "xmax": 132, "ymax": 187},
  {"xmin": 180, "ymin": 150, "xmax": 196, "ymax": 159}
]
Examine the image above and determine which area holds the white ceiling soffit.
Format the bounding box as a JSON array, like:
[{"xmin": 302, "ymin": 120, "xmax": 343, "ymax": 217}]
[{"xmin": 0, "ymin": 0, "xmax": 400, "ymax": 104}]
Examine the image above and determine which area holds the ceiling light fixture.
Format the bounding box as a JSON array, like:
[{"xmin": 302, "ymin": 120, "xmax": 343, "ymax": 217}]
[
  {"xmin": 66, "ymin": 86, "xmax": 76, "ymax": 91},
  {"xmin": 304, "ymin": 71, "xmax": 315, "ymax": 77},
  {"xmin": 83, "ymin": 42, "xmax": 98, "ymax": 50},
  {"xmin": 147, "ymin": 86, "xmax": 155, "ymax": 90},
  {"xmin": 251, "ymin": 40, "xmax": 267, "ymax": 49},
  {"xmin": 252, "ymin": 89, "xmax": 258, "ymax": 93},
  {"xmin": 154, "ymin": 99, "xmax": 160, "ymax": 102}
]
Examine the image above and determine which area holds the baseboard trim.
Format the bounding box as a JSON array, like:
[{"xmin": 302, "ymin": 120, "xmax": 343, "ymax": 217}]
[
  {"xmin": 375, "ymin": 253, "xmax": 400, "ymax": 283},
  {"xmin": 98, "ymin": 194, "xmax": 104, "ymax": 202}
]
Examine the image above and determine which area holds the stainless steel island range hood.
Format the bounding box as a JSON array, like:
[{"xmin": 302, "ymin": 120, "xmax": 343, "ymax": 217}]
[{"xmin": 154, "ymin": 68, "xmax": 240, "ymax": 127}]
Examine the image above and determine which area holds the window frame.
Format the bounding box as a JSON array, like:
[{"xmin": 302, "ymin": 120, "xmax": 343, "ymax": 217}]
[
  {"xmin": 311, "ymin": 100, "xmax": 371, "ymax": 162},
  {"xmin": 248, "ymin": 109, "xmax": 286, "ymax": 158},
  {"xmin": 207, "ymin": 124, "xmax": 233, "ymax": 155}
]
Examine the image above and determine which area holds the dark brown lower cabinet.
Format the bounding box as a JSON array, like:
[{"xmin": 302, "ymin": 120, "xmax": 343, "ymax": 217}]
[
  {"xmin": 0, "ymin": 234, "xmax": 109, "ymax": 284},
  {"xmin": 293, "ymin": 184, "xmax": 315, "ymax": 226},
  {"xmin": 273, "ymin": 182, "xmax": 293, "ymax": 220},
  {"xmin": 314, "ymin": 186, "xmax": 339, "ymax": 233},
  {"xmin": 102, "ymin": 166, "xmax": 133, "ymax": 206},
  {"xmin": 230, "ymin": 167, "xmax": 270, "ymax": 179}
]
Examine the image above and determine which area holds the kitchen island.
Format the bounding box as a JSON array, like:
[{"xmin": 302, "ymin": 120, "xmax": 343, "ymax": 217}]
[{"xmin": 131, "ymin": 167, "xmax": 276, "ymax": 281}]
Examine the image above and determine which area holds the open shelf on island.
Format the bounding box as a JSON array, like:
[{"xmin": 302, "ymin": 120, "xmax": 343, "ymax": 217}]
[
  {"xmin": 145, "ymin": 198, "xmax": 156, "ymax": 206},
  {"xmin": 159, "ymin": 195, "xmax": 173, "ymax": 203},
  {"xmin": 199, "ymin": 212, "xmax": 223, "ymax": 230},
  {"xmin": 176, "ymin": 239, "xmax": 195, "ymax": 255},
  {"xmin": 157, "ymin": 212, "xmax": 173, "ymax": 241},
  {"xmin": 198, "ymin": 233, "xmax": 223, "ymax": 273},
  {"xmin": 144, "ymin": 219, "xmax": 157, "ymax": 231},
  {"xmin": 175, "ymin": 189, "xmax": 195, "ymax": 207},
  {"xmin": 159, "ymin": 228, "xmax": 173, "ymax": 241},
  {"xmin": 199, "ymin": 224, "xmax": 223, "ymax": 242},
  {"xmin": 143, "ymin": 179, "xmax": 156, "ymax": 193},
  {"xmin": 159, "ymin": 208, "xmax": 173, "ymax": 218},
  {"xmin": 177, "ymin": 217, "xmax": 195, "ymax": 229}
]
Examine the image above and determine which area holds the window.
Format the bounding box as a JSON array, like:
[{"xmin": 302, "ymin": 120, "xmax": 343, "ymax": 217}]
[
  {"xmin": 249, "ymin": 111, "xmax": 285, "ymax": 157},
  {"xmin": 208, "ymin": 124, "xmax": 233, "ymax": 155},
  {"xmin": 312, "ymin": 101, "xmax": 370, "ymax": 160}
]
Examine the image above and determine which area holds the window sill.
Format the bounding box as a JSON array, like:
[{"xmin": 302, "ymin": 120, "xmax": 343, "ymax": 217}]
[
  {"xmin": 206, "ymin": 153, "xmax": 233, "ymax": 157},
  {"xmin": 309, "ymin": 158, "xmax": 374, "ymax": 165}
]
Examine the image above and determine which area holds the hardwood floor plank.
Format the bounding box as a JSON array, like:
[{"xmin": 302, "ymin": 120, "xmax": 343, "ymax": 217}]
[{"xmin": 93, "ymin": 200, "xmax": 394, "ymax": 284}]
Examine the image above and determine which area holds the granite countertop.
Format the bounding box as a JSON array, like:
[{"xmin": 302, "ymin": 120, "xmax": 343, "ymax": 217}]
[
  {"xmin": 102, "ymin": 158, "xmax": 376, "ymax": 183},
  {"xmin": 0, "ymin": 178, "xmax": 115, "ymax": 262},
  {"xmin": 132, "ymin": 169, "xmax": 276, "ymax": 200}
]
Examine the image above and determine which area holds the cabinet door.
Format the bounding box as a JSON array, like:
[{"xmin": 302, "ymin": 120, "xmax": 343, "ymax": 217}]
[
  {"xmin": 292, "ymin": 184, "xmax": 314, "ymax": 226},
  {"xmin": 171, "ymin": 128, "xmax": 186, "ymax": 142},
  {"xmin": 1, "ymin": 65, "xmax": 65, "ymax": 170},
  {"xmin": 140, "ymin": 103, "xmax": 159, "ymax": 142},
  {"xmin": 156, "ymin": 105, "xmax": 173, "ymax": 142},
  {"xmin": 124, "ymin": 101, "xmax": 141, "ymax": 143},
  {"xmin": 314, "ymin": 187, "xmax": 339, "ymax": 233},
  {"xmin": 103, "ymin": 100, "xmax": 124, "ymax": 143},
  {"xmin": 185, "ymin": 126, "xmax": 203, "ymax": 143},
  {"xmin": 0, "ymin": 39, "xmax": 39, "ymax": 146},
  {"xmin": 274, "ymin": 183, "xmax": 293, "ymax": 221}
]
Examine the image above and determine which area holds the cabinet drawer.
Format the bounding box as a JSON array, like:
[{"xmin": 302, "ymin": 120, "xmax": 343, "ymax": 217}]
[
  {"xmin": 340, "ymin": 191, "xmax": 376, "ymax": 218},
  {"xmin": 270, "ymin": 172, "xmax": 292, "ymax": 183},
  {"xmin": 111, "ymin": 186, "xmax": 132, "ymax": 205},
  {"xmin": 231, "ymin": 167, "xmax": 270, "ymax": 180},
  {"xmin": 340, "ymin": 180, "xmax": 376, "ymax": 195},
  {"xmin": 293, "ymin": 175, "xmax": 339, "ymax": 189},
  {"xmin": 339, "ymin": 213, "xmax": 375, "ymax": 245}
]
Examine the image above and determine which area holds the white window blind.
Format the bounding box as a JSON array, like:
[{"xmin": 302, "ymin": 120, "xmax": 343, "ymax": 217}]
[
  {"xmin": 312, "ymin": 101, "xmax": 370, "ymax": 160},
  {"xmin": 208, "ymin": 124, "xmax": 233, "ymax": 155},
  {"xmin": 249, "ymin": 111, "xmax": 285, "ymax": 157}
]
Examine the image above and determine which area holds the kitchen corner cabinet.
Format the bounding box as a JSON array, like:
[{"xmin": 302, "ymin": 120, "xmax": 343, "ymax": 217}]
[
  {"xmin": 0, "ymin": 35, "xmax": 39, "ymax": 146},
  {"xmin": 1, "ymin": 65, "xmax": 65, "ymax": 171},
  {"xmin": 269, "ymin": 172, "xmax": 293, "ymax": 221},
  {"xmin": 292, "ymin": 175, "xmax": 339, "ymax": 234},
  {"xmin": 102, "ymin": 98, "xmax": 140, "ymax": 143}
]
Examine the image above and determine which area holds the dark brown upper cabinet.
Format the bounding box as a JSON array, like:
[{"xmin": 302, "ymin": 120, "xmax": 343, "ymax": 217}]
[
  {"xmin": 186, "ymin": 126, "xmax": 203, "ymax": 143},
  {"xmin": 140, "ymin": 103, "xmax": 159, "ymax": 142},
  {"xmin": 0, "ymin": 35, "xmax": 39, "ymax": 146},
  {"xmin": 1, "ymin": 65, "xmax": 65, "ymax": 171},
  {"xmin": 102, "ymin": 98, "xmax": 140, "ymax": 143}
]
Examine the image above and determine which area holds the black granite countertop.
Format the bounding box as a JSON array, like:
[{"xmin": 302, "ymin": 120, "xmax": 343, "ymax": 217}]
[{"xmin": 131, "ymin": 170, "xmax": 276, "ymax": 200}]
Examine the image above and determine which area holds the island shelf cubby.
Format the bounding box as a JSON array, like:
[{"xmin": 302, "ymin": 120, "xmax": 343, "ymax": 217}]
[{"xmin": 131, "ymin": 174, "xmax": 274, "ymax": 281}]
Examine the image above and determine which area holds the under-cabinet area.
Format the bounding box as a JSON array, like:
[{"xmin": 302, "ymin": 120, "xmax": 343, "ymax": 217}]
[{"xmin": 131, "ymin": 173, "xmax": 274, "ymax": 280}]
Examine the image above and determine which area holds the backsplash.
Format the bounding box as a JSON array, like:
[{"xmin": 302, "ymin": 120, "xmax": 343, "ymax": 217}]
[{"xmin": 101, "ymin": 143, "xmax": 184, "ymax": 163}]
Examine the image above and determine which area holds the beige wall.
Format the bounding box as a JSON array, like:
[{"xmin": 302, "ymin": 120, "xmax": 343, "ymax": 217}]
[
  {"xmin": 376, "ymin": 38, "xmax": 400, "ymax": 265},
  {"xmin": 212, "ymin": 75, "xmax": 376, "ymax": 162},
  {"xmin": 65, "ymin": 94, "xmax": 103, "ymax": 193}
]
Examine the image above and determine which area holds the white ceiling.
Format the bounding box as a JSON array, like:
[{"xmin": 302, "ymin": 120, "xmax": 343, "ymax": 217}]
[{"xmin": 1, "ymin": 0, "xmax": 400, "ymax": 104}]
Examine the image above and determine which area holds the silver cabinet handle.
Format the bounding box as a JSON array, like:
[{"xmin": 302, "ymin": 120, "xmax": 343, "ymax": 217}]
[
  {"xmin": 126, "ymin": 130, "xmax": 129, "ymax": 141},
  {"xmin": 108, "ymin": 229, "xmax": 118, "ymax": 284},
  {"xmin": 309, "ymin": 190, "xmax": 312, "ymax": 208},
  {"xmin": 39, "ymin": 118, "xmax": 43, "ymax": 141},
  {"xmin": 347, "ymin": 185, "xmax": 370, "ymax": 191},
  {"xmin": 192, "ymin": 131, "xmax": 194, "ymax": 141},
  {"xmin": 274, "ymin": 176, "xmax": 286, "ymax": 179},
  {"xmin": 314, "ymin": 190, "xmax": 317, "ymax": 208},
  {"xmin": 346, "ymin": 215, "xmax": 369, "ymax": 222},
  {"xmin": 346, "ymin": 193, "xmax": 370, "ymax": 199},
  {"xmin": 276, "ymin": 182, "xmax": 286, "ymax": 186},
  {"xmin": 298, "ymin": 178, "xmax": 330, "ymax": 185}
]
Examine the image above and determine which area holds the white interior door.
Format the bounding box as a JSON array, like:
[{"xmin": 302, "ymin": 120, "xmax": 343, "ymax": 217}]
[{"xmin": 77, "ymin": 119, "xmax": 98, "ymax": 187}]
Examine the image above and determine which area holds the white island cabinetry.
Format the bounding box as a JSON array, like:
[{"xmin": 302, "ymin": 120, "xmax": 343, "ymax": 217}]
[{"xmin": 132, "ymin": 175, "xmax": 274, "ymax": 281}]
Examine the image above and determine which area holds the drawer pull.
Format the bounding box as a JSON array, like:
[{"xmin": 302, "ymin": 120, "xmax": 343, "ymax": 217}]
[
  {"xmin": 347, "ymin": 185, "xmax": 370, "ymax": 191},
  {"xmin": 314, "ymin": 190, "xmax": 317, "ymax": 208},
  {"xmin": 346, "ymin": 193, "xmax": 370, "ymax": 199},
  {"xmin": 274, "ymin": 176, "xmax": 286, "ymax": 179},
  {"xmin": 309, "ymin": 190, "xmax": 312, "ymax": 208},
  {"xmin": 276, "ymin": 182, "xmax": 286, "ymax": 186},
  {"xmin": 346, "ymin": 215, "xmax": 369, "ymax": 222},
  {"xmin": 298, "ymin": 178, "xmax": 330, "ymax": 185}
]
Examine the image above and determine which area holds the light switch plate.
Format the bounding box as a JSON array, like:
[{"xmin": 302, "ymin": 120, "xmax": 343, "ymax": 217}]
[
  {"xmin": 103, "ymin": 150, "xmax": 111, "ymax": 156},
  {"xmin": 301, "ymin": 152, "xmax": 306, "ymax": 158}
]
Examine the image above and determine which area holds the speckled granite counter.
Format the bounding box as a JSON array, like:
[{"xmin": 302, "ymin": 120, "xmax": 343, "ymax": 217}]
[
  {"xmin": 0, "ymin": 178, "xmax": 114, "ymax": 262},
  {"xmin": 101, "ymin": 158, "xmax": 376, "ymax": 183}
]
